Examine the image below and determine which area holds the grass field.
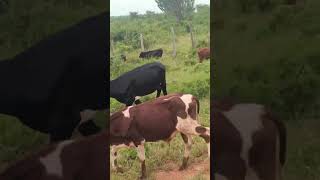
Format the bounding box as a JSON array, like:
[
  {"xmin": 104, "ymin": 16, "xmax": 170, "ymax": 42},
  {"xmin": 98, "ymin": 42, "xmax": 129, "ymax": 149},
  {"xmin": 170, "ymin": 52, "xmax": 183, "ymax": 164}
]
[
  {"xmin": 110, "ymin": 35, "xmax": 210, "ymax": 179},
  {"xmin": 214, "ymin": 1, "xmax": 320, "ymax": 179}
]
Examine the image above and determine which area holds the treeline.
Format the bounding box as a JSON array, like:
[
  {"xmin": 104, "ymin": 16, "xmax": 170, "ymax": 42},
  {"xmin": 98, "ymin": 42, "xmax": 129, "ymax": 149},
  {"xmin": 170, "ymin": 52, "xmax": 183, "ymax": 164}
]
[{"xmin": 110, "ymin": 4, "xmax": 210, "ymax": 55}]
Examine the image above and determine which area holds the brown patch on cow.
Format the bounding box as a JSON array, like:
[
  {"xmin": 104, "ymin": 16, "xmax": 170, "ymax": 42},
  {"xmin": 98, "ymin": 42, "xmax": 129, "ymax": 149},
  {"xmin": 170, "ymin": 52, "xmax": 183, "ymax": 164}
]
[
  {"xmin": 249, "ymin": 114, "xmax": 278, "ymax": 180},
  {"xmin": 212, "ymin": 98, "xmax": 236, "ymax": 111},
  {"xmin": 213, "ymin": 110, "xmax": 246, "ymax": 180},
  {"xmin": 195, "ymin": 126, "xmax": 207, "ymax": 134},
  {"xmin": 262, "ymin": 108, "xmax": 286, "ymax": 166},
  {"xmin": 200, "ymin": 134, "xmax": 210, "ymax": 143},
  {"xmin": 188, "ymin": 96, "xmax": 199, "ymax": 120},
  {"xmin": 167, "ymin": 97, "xmax": 187, "ymax": 119},
  {"xmin": 198, "ymin": 48, "xmax": 210, "ymax": 63}
]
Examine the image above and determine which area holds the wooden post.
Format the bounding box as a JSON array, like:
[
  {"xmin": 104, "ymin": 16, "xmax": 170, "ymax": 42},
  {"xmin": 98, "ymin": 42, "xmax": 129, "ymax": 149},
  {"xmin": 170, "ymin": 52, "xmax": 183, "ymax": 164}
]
[
  {"xmin": 140, "ymin": 33, "xmax": 145, "ymax": 51},
  {"xmin": 171, "ymin": 27, "xmax": 177, "ymax": 58},
  {"xmin": 189, "ymin": 23, "xmax": 196, "ymax": 49},
  {"xmin": 110, "ymin": 40, "xmax": 115, "ymax": 56}
]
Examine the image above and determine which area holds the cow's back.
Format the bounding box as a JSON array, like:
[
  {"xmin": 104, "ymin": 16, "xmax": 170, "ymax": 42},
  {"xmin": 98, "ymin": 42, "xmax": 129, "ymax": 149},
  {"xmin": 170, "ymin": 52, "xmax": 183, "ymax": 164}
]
[{"xmin": 112, "ymin": 62, "xmax": 165, "ymax": 96}]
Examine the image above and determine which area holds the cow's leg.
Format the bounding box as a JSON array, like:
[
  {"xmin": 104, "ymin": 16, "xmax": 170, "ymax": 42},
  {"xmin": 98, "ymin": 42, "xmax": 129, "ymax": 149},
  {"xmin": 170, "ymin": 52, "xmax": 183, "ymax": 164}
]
[
  {"xmin": 111, "ymin": 146, "xmax": 124, "ymax": 173},
  {"xmin": 136, "ymin": 140, "xmax": 146, "ymax": 180},
  {"xmin": 177, "ymin": 120, "xmax": 210, "ymax": 158},
  {"xmin": 179, "ymin": 133, "xmax": 192, "ymax": 170},
  {"xmin": 161, "ymin": 82, "xmax": 167, "ymax": 96},
  {"xmin": 156, "ymin": 89, "xmax": 161, "ymax": 97}
]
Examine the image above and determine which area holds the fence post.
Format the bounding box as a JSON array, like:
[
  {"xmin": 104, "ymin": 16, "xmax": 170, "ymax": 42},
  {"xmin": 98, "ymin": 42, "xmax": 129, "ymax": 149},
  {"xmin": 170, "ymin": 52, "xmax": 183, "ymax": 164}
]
[
  {"xmin": 189, "ymin": 23, "xmax": 196, "ymax": 49},
  {"xmin": 110, "ymin": 39, "xmax": 115, "ymax": 56},
  {"xmin": 171, "ymin": 26, "xmax": 177, "ymax": 58},
  {"xmin": 140, "ymin": 33, "xmax": 145, "ymax": 51}
]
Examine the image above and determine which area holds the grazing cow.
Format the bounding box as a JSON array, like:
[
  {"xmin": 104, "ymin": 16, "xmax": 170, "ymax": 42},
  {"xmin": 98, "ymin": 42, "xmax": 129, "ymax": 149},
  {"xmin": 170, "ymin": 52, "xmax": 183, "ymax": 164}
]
[
  {"xmin": 213, "ymin": 98, "xmax": 286, "ymax": 180},
  {"xmin": 198, "ymin": 47, "xmax": 210, "ymax": 63},
  {"xmin": 110, "ymin": 93, "xmax": 210, "ymax": 179},
  {"xmin": 120, "ymin": 54, "xmax": 126, "ymax": 62},
  {"xmin": 0, "ymin": 12, "xmax": 108, "ymax": 142},
  {"xmin": 110, "ymin": 62, "xmax": 167, "ymax": 106},
  {"xmin": 0, "ymin": 130, "xmax": 108, "ymax": 180},
  {"xmin": 139, "ymin": 48, "xmax": 163, "ymax": 59}
]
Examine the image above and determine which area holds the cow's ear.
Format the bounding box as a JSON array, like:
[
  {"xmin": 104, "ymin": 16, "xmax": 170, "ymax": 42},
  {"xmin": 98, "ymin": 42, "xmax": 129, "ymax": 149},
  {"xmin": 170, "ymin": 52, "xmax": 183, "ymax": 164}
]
[{"xmin": 110, "ymin": 114, "xmax": 133, "ymax": 137}]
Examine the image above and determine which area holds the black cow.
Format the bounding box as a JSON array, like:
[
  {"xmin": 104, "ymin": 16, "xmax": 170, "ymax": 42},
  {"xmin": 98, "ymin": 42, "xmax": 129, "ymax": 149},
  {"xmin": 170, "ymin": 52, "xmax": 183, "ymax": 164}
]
[
  {"xmin": 0, "ymin": 12, "xmax": 108, "ymax": 142},
  {"xmin": 139, "ymin": 48, "xmax": 163, "ymax": 59},
  {"xmin": 110, "ymin": 62, "xmax": 167, "ymax": 106}
]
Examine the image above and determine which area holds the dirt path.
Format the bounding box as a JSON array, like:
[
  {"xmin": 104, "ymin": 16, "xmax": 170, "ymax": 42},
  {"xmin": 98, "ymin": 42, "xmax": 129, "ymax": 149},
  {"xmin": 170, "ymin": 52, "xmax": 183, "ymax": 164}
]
[{"xmin": 154, "ymin": 159, "xmax": 210, "ymax": 180}]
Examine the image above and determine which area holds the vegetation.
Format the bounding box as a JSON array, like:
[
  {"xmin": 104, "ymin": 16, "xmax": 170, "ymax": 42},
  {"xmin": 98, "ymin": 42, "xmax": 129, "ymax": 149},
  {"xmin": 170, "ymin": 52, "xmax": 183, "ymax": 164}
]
[
  {"xmin": 110, "ymin": 4, "xmax": 210, "ymax": 180},
  {"xmin": 214, "ymin": 0, "xmax": 320, "ymax": 179},
  {"xmin": 0, "ymin": 0, "xmax": 106, "ymax": 172}
]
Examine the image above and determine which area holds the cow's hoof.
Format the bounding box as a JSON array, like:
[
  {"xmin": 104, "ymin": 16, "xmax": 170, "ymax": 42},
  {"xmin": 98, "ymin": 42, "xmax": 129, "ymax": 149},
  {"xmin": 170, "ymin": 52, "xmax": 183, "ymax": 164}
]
[{"xmin": 179, "ymin": 165, "xmax": 186, "ymax": 171}]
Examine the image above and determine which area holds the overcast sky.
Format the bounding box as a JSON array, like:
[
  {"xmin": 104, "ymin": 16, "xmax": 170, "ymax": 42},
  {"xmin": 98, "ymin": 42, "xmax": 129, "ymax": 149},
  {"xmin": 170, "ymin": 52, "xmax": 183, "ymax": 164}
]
[{"xmin": 111, "ymin": 0, "xmax": 210, "ymax": 16}]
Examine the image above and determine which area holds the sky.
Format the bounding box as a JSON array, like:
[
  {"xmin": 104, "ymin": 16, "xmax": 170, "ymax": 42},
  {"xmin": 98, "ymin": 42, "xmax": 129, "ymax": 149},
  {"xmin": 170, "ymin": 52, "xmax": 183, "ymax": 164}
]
[{"xmin": 110, "ymin": 0, "xmax": 210, "ymax": 16}]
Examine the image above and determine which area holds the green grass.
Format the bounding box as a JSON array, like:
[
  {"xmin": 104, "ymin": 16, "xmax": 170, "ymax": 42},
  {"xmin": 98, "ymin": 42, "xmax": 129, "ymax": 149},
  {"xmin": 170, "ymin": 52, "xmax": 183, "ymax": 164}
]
[{"xmin": 215, "ymin": 1, "xmax": 320, "ymax": 179}]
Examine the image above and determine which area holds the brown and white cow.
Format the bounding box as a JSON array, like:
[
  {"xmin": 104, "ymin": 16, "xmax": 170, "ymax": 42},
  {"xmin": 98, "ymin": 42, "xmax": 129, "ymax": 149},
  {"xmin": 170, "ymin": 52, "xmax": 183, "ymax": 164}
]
[
  {"xmin": 197, "ymin": 47, "xmax": 210, "ymax": 63},
  {"xmin": 213, "ymin": 98, "xmax": 286, "ymax": 180},
  {"xmin": 0, "ymin": 131, "xmax": 108, "ymax": 180},
  {"xmin": 110, "ymin": 93, "xmax": 210, "ymax": 179}
]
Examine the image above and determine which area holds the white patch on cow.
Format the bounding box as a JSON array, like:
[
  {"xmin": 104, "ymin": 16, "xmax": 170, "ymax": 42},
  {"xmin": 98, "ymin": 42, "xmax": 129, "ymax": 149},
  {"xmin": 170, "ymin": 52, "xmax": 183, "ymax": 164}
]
[
  {"xmin": 215, "ymin": 173, "xmax": 230, "ymax": 180},
  {"xmin": 39, "ymin": 140, "xmax": 73, "ymax": 177},
  {"xmin": 179, "ymin": 94, "xmax": 193, "ymax": 114},
  {"xmin": 223, "ymin": 104, "xmax": 264, "ymax": 180},
  {"xmin": 80, "ymin": 109, "xmax": 97, "ymax": 124},
  {"xmin": 176, "ymin": 117, "xmax": 201, "ymax": 135},
  {"xmin": 134, "ymin": 96, "xmax": 141, "ymax": 101},
  {"xmin": 122, "ymin": 106, "xmax": 133, "ymax": 118}
]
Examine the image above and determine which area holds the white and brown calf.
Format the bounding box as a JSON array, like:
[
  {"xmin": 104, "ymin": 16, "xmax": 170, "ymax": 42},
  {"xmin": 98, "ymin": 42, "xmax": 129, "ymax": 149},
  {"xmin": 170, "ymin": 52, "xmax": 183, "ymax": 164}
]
[
  {"xmin": 110, "ymin": 93, "xmax": 210, "ymax": 179},
  {"xmin": 213, "ymin": 99, "xmax": 286, "ymax": 180}
]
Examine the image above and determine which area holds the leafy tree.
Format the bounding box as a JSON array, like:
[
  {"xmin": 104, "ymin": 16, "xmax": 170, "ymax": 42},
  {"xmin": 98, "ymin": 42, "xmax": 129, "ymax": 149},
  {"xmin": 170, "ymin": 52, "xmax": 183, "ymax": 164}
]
[
  {"xmin": 155, "ymin": 0, "xmax": 195, "ymax": 23},
  {"xmin": 129, "ymin": 11, "xmax": 138, "ymax": 19}
]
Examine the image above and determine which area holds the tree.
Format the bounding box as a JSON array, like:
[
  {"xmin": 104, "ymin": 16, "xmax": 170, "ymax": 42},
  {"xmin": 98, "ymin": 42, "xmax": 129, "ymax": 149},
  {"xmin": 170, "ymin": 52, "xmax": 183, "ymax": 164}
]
[
  {"xmin": 129, "ymin": 12, "xmax": 139, "ymax": 19},
  {"xmin": 155, "ymin": 0, "xmax": 195, "ymax": 23}
]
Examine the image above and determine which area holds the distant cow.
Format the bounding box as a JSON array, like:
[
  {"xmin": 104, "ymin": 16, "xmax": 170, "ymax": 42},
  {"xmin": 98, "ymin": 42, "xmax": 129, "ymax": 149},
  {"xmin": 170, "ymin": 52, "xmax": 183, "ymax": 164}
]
[
  {"xmin": 120, "ymin": 54, "xmax": 126, "ymax": 62},
  {"xmin": 198, "ymin": 48, "xmax": 210, "ymax": 63},
  {"xmin": 0, "ymin": 12, "xmax": 108, "ymax": 142},
  {"xmin": 0, "ymin": 130, "xmax": 108, "ymax": 180},
  {"xmin": 110, "ymin": 62, "xmax": 167, "ymax": 106},
  {"xmin": 213, "ymin": 98, "xmax": 286, "ymax": 180},
  {"xmin": 139, "ymin": 48, "xmax": 163, "ymax": 59},
  {"xmin": 110, "ymin": 93, "xmax": 210, "ymax": 179}
]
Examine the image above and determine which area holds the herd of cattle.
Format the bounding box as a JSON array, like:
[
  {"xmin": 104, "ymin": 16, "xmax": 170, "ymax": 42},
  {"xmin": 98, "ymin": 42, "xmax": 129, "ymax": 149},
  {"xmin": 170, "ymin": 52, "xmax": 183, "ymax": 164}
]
[
  {"xmin": 112, "ymin": 47, "xmax": 210, "ymax": 63},
  {"xmin": 0, "ymin": 12, "xmax": 287, "ymax": 180}
]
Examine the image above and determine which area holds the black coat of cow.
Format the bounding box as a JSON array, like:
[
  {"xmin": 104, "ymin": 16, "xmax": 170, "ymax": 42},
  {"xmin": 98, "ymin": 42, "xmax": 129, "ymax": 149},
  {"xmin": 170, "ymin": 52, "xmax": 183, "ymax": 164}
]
[
  {"xmin": 0, "ymin": 12, "xmax": 108, "ymax": 142},
  {"xmin": 139, "ymin": 48, "xmax": 163, "ymax": 59},
  {"xmin": 110, "ymin": 62, "xmax": 167, "ymax": 106}
]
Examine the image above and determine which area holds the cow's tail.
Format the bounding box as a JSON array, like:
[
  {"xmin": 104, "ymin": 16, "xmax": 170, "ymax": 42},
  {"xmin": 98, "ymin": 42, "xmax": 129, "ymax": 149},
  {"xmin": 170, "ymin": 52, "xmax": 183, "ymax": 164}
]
[{"xmin": 194, "ymin": 96, "xmax": 200, "ymax": 121}]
